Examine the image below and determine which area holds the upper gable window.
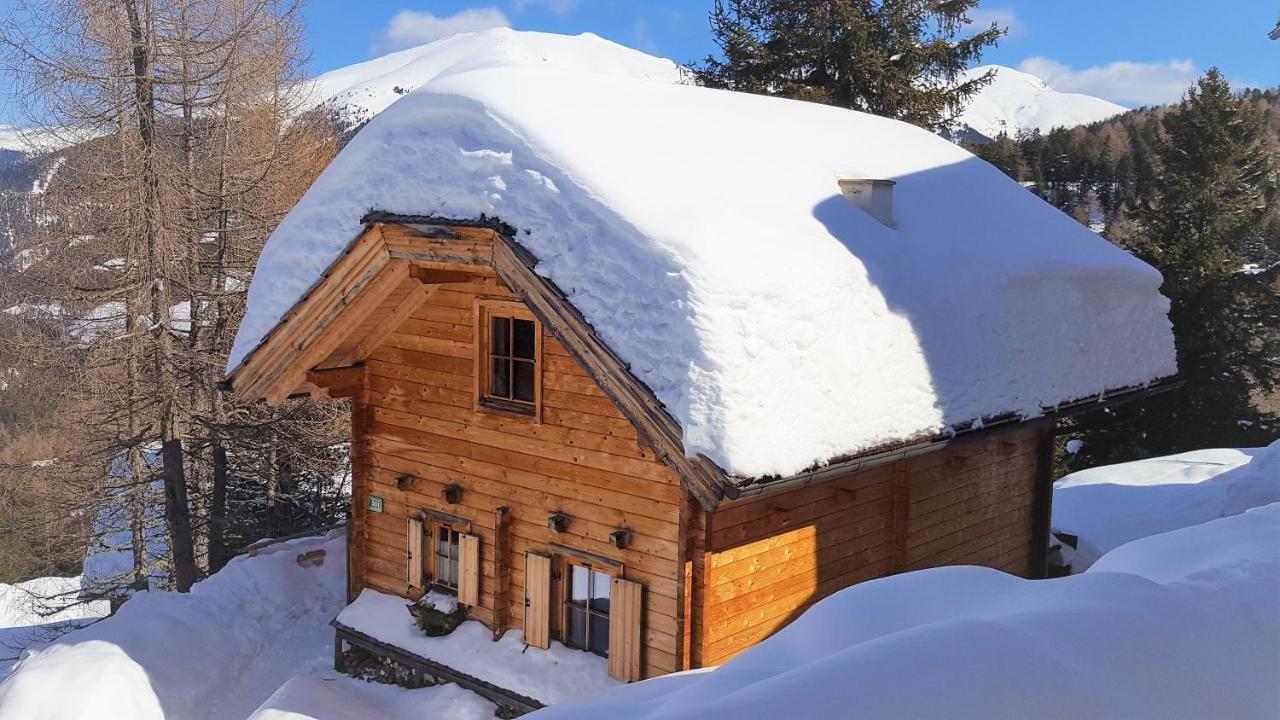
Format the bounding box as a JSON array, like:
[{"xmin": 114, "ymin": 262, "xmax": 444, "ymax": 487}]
[{"xmin": 477, "ymin": 300, "xmax": 540, "ymax": 417}]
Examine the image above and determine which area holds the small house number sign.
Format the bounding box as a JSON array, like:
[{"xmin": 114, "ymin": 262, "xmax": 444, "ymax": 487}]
[{"xmin": 368, "ymin": 496, "xmax": 384, "ymax": 513}]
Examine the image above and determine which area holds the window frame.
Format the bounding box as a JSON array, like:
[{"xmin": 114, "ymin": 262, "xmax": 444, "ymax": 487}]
[
  {"xmin": 474, "ymin": 298, "xmax": 542, "ymax": 421},
  {"xmin": 555, "ymin": 553, "xmax": 620, "ymax": 658},
  {"xmin": 427, "ymin": 519, "xmax": 463, "ymax": 594}
]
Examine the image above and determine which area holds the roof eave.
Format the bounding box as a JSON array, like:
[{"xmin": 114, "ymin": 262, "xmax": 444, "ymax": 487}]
[{"xmin": 725, "ymin": 376, "xmax": 1182, "ymax": 499}]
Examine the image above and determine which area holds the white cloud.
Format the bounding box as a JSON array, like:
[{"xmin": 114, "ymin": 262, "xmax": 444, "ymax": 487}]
[
  {"xmin": 968, "ymin": 7, "xmax": 1025, "ymax": 38},
  {"xmin": 371, "ymin": 8, "xmax": 510, "ymax": 54},
  {"xmin": 512, "ymin": 0, "xmax": 581, "ymax": 14},
  {"xmin": 1018, "ymin": 57, "xmax": 1201, "ymax": 107},
  {"xmin": 631, "ymin": 19, "xmax": 658, "ymax": 53}
]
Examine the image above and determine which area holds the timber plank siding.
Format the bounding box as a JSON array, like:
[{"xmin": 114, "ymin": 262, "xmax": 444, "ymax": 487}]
[
  {"xmin": 348, "ymin": 272, "xmax": 684, "ymax": 679},
  {"xmin": 686, "ymin": 423, "xmax": 1047, "ymax": 667}
]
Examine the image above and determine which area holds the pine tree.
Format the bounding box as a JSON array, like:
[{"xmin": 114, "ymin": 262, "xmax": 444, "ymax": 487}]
[
  {"xmin": 695, "ymin": 0, "xmax": 1004, "ymax": 132},
  {"xmin": 1067, "ymin": 70, "xmax": 1279, "ymax": 470}
]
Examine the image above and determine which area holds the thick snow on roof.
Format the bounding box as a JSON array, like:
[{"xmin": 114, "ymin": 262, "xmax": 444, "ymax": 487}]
[
  {"xmin": 232, "ymin": 29, "xmax": 1175, "ymax": 478},
  {"xmin": 957, "ymin": 65, "xmax": 1128, "ymax": 139}
]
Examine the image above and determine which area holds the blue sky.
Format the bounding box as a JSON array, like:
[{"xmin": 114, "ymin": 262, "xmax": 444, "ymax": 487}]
[
  {"xmin": 303, "ymin": 0, "xmax": 1279, "ymax": 108},
  {"xmin": 0, "ymin": 1, "xmax": 1276, "ymax": 124}
]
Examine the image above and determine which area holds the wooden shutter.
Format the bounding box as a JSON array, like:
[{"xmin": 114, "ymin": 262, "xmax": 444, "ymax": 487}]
[
  {"xmin": 608, "ymin": 578, "xmax": 643, "ymax": 681},
  {"xmin": 458, "ymin": 533, "xmax": 481, "ymax": 606},
  {"xmin": 407, "ymin": 517, "xmax": 424, "ymax": 590},
  {"xmin": 523, "ymin": 552, "xmax": 551, "ymax": 649}
]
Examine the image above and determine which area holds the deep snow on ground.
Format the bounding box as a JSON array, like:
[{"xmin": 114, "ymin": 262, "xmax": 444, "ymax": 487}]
[
  {"xmin": 0, "ymin": 577, "xmax": 108, "ymax": 680},
  {"xmin": 247, "ymin": 671, "xmax": 494, "ymax": 720},
  {"xmin": 4, "ymin": 447, "xmax": 1277, "ymax": 719},
  {"xmin": 531, "ymin": 504, "xmax": 1280, "ymax": 720},
  {"xmin": 1054, "ymin": 440, "xmax": 1279, "ymax": 569},
  {"xmin": 0, "ymin": 532, "xmax": 346, "ymax": 720},
  {"xmin": 231, "ymin": 29, "xmax": 1175, "ymax": 479},
  {"xmin": 337, "ymin": 589, "xmax": 620, "ymax": 704}
]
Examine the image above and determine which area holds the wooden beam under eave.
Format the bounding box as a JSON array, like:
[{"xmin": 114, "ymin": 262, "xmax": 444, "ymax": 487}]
[
  {"xmin": 232, "ymin": 225, "xmax": 392, "ymax": 403},
  {"xmin": 380, "ymin": 223, "xmax": 496, "ymax": 266},
  {"xmin": 261, "ymin": 260, "xmax": 411, "ymax": 404},
  {"xmin": 353, "ymin": 281, "xmax": 436, "ymax": 359},
  {"xmin": 408, "ymin": 266, "xmax": 483, "ymax": 285},
  {"xmin": 308, "ymin": 365, "xmax": 368, "ymax": 399}
]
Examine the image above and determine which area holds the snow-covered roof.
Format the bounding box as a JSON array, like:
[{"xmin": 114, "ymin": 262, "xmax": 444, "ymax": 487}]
[{"xmin": 231, "ymin": 29, "xmax": 1176, "ymax": 479}]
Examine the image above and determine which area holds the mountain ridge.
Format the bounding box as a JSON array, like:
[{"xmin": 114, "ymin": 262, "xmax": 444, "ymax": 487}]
[{"xmin": 957, "ymin": 64, "xmax": 1129, "ymax": 141}]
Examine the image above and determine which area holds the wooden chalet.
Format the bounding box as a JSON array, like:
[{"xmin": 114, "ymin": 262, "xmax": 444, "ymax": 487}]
[
  {"xmin": 225, "ymin": 215, "xmax": 1169, "ymax": 693},
  {"xmin": 222, "ymin": 29, "xmax": 1177, "ymax": 711}
]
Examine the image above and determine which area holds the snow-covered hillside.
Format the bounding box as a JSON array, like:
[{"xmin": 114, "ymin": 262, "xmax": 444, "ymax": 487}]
[
  {"xmin": 957, "ymin": 65, "xmax": 1127, "ymax": 140},
  {"xmin": 302, "ymin": 40, "xmax": 1121, "ymax": 147},
  {"xmin": 300, "ymin": 31, "xmax": 681, "ymax": 128}
]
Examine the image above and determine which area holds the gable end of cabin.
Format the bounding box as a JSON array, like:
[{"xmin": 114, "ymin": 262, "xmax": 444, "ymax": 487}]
[{"xmin": 230, "ymin": 221, "xmax": 702, "ymax": 681}]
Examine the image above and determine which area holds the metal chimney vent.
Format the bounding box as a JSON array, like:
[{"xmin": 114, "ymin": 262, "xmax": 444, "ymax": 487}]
[{"xmin": 838, "ymin": 178, "xmax": 896, "ymax": 227}]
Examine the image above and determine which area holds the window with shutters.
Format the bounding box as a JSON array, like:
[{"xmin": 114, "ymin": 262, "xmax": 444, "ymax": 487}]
[
  {"xmin": 430, "ymin": 521, "xmax": 462, "ymax": 592},
  {"xmin": 475, "ymin": 300, "xmax": 541, "ymax": 418},
  {"xmin": 561, "ymin": 559, "xmax": 613, "ymax": 657}
]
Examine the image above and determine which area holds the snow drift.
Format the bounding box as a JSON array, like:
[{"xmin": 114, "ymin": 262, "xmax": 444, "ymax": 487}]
[
  {"xmin": 0, "ymin": 577, "xmax": 107, "ymax": 679},
  {"xmin": 0, "ymin": 533, "xmax": 345, "ymax": 720},
  {"xmin": 335, "ymin": 589, "xmax": 621, "ymax": 705},
  {"xmin": 531, "ymin": 504, "xmax": 1280, "ymax": 720},
  {"xmin": 248, "ymin": 672, "xmax": 494, "ymax": 720},
  {"xmin": 1054, "ymin": 440, "xmax": 1280, "ymax": 568},
  {"xmin": 231, "ymin": 29, "xmax": 1175, "ymax": 479}
]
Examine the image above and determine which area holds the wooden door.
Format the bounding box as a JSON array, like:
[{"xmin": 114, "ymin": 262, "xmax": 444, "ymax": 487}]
[
  {"xmin": 458, "ymin": 533, "xmax": 481, "ymax": 606},
  {"xmin": 524, "ymin": 552, "xmax": 551, "ymax": 649},
  {"xmin": 608, "ymin": 578, "xmax": 643, "ymax": 681}
]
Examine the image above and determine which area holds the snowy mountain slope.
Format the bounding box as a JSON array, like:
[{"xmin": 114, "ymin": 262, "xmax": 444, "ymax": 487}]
[
  {"xmin": 300, "ymin": 31, "xmax": 682, "ymax": 127},
  {"xmin": 957, "ymin": 65, "xmax": 1127, "ymax": 140},
  {"xmin": 305, "ymin": 44, "xmax": 1122, "ymax": 145}
]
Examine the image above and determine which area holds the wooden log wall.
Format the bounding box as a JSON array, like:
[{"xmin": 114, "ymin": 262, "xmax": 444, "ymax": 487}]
[
  {"xmin": 687, "ymin": 424, "xmax": 1044, "ymax": 667},
  {"xmin": 347, "ymin": 271, "xmax": 684, "ymax": 679}
]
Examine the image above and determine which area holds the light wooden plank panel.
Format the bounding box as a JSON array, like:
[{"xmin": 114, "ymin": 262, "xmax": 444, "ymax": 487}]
[
  {"xmin": 459, "ymin": 533, "xmax": 481, "ymax": 606},
  {"xmin": 608, "ymin": 578, "xmax": 644, "ymax": 681},
  {"xmin": 524, "ymin": 553, "xmax": 552, "ymax": 649},
  {"xmin": 407, "ymin": 517, "xmax": 424, "ymax": 590}
]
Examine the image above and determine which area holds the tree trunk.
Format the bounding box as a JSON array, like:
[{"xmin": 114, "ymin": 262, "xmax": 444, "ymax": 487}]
[
  {"xmin": 161, "ymin": 438, "xmax": 197, "ymax": 591},
  {"xmin": 128, "ymin": 447, "xmax": 149, "ymax": 589},
  {"xmin": 209, "ymin": 443, "xmax": 228, "ymax": 572}
]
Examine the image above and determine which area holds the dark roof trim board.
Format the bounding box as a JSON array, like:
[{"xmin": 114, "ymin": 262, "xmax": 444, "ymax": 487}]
[{"xmin": 731, "ymin": 377, "xmax": 1180, "ymax": 499}]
